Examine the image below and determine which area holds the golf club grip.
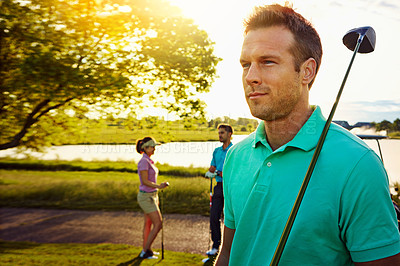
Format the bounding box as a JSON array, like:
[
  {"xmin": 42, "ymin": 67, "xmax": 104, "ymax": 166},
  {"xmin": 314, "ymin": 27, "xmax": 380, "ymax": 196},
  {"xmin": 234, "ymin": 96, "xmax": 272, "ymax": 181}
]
[{"xmin": 270, "ymin": 37, "xmax": 363, "ymax": 266}]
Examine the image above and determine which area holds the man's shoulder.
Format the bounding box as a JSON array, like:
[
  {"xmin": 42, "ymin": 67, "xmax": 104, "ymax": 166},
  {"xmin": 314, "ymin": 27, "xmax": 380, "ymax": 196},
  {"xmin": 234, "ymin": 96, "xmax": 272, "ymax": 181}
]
[
  {"xmin": 214, "ymin": 145, "xmax": 225, "ymax": 153},
  {"xmin": 328, "ymin": 123, "xmax": 371, "ymax": 150},
  {"xmin": 227, "ymin": 133, "xmax": 255, "ymax": 155},
  {"xmin": 325, "ymin": 122, "xmax": 379, "ymax": 163},
  {"xmin": 213, "ymin": 145, "xmax": 226, "ymax": 157}
]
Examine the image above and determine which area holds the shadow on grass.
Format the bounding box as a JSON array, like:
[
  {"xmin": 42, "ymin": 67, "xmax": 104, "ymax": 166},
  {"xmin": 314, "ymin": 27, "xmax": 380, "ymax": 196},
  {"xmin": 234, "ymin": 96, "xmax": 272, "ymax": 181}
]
[
  {"xmin": 117, "ymin": 254, "xmax": 165, "ymax": 266},
  {"xmin": 117, "ymin": 255, "xmax": 144, "ymax": 266},
  {"xmin": 0, "ymin": 241, "xmax": 41, "ymax": 252}
]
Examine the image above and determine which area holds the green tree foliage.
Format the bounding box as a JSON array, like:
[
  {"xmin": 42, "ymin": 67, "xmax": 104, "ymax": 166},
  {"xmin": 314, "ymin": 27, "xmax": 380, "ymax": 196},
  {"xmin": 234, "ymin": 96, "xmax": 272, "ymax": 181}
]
[
  {"xmin": 375, "ymin": 120, "xmax": 394, "ymax": 132},
  {"xmin": 0, "ymin": 0, "xmax": 220, "ymax": 151},
  {"xmin": 372, "ymin": 119, "xmax": 400, "ymax": 138},
  {"xmin": 208, "ymin": 116, "xmax": 259, "ymax": 132},
  {"xmin": 393, "ymin": 119, "xmax": 400, "ymax": 132}
]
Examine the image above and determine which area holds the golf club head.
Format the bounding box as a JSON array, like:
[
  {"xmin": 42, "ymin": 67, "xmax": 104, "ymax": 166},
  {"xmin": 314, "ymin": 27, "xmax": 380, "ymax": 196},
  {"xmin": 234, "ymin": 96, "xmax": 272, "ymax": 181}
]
[{"xmin": 342, "ymin": 26, "xmax": 376, "ymax": 53}]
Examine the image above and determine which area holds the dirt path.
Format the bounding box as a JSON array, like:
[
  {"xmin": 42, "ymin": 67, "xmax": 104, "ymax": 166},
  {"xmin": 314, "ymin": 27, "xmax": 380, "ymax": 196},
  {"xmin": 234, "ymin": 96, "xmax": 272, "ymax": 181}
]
[{"xmin": 0, "ymin": 208, "xmax": 213, "ymax": 255}]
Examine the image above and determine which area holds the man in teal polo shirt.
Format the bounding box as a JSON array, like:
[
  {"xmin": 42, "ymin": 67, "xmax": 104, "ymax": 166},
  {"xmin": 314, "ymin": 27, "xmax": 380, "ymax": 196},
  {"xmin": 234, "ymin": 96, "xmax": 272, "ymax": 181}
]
[
  {"xmin": 206, "ymin": 124, "xmax": 233, "ymax": 256},
  {"xmin": 215, "ymin": 4, "xmax": 400, "ymax": 266}
]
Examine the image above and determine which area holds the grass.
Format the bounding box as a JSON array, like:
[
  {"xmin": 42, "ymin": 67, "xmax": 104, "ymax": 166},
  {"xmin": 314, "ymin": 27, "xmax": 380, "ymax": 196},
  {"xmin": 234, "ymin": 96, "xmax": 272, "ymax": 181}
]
[
  {"xmin": 0, "ymin": 159, "xmax": 216, "ymax": 264},
  {"xmin": 0, "ymin": 158, "xmax": 207, "ymax": 177},
  {"xmin": 0, "ymin": 168, "xmax": 211, "ymax": 215},
  {"xmin": 0, "ymin": 241, "xmax": 205, "ymax": 265},
  {"xmin": 389, "ymin": 131, "xmax": 400, "ymax": 139}
]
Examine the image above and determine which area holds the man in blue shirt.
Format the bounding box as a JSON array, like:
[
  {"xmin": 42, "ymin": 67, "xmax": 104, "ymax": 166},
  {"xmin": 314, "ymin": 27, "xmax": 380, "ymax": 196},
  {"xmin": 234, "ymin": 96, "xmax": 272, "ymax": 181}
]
[{"xmin": 206, "ymin": 124, "xmax": 233, "ymax": 256}]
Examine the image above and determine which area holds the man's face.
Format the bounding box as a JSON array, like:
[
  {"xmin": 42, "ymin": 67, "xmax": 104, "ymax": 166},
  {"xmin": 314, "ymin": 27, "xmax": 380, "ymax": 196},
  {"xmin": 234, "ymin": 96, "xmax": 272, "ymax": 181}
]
[
  {"xmin": 218, "ymin": 128, "xmax": 231, "ymax": 143},
  {"xmin": 240, "ymin": 26, "xmax": 305, "ymax": 121}
]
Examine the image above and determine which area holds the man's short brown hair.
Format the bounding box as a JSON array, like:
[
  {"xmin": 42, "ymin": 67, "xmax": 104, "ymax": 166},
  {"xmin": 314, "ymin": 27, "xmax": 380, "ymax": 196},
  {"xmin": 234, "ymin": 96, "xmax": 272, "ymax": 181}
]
[
  {"xmin": 244, "ymin": 4, "xmax": 323, "ymax": 88},
  {"xmin": 218, "ymin": 123, "xmax": 233, "ymax": 134}
]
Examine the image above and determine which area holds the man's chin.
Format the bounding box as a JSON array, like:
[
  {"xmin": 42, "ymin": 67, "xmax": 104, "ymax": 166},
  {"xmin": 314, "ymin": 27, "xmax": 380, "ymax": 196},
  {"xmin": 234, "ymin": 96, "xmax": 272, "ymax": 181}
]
[
  {"xmin": 250, "ymin": 108, "xmax": 269, "ymax": 121},
  {"xmin": 250, "ymin": 110, "xmax": 283, "ymax": 122}
]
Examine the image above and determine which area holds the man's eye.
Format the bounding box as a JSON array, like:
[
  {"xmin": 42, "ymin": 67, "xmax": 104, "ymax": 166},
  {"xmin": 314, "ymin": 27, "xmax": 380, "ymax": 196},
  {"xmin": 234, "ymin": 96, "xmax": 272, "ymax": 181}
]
[
  {"xmin": 263, "ymin": 60, "xmax": 275, "ymax": 65},
  {"xmin": 241, "ymin": 62, "xmax": 250, "ymax": 69}
]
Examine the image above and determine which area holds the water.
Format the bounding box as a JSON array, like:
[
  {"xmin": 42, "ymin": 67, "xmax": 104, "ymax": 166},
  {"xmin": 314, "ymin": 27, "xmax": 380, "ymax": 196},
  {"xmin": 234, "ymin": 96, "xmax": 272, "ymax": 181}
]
[
  {"xmin": 0, "ymin": 135, "xmax": 248, "ymax": 167},
  {"xmin": 0, "ymin": 135, "xmax": 399, "ymax": 184}
]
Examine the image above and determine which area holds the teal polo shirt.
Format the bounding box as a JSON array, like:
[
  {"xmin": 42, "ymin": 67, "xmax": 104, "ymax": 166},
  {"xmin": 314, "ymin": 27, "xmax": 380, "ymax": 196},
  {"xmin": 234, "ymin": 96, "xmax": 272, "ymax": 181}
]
[
  {"xmin": 223, "ymin": 106, "xmax": 400, "ymax": 265},
  {"xmin": 211, "ymin": 142, "xmax": 233, "ymax": 182}
]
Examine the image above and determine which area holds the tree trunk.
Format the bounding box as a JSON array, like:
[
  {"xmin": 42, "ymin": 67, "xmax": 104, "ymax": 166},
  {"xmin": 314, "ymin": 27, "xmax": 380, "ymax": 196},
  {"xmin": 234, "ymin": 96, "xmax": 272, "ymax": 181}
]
[{"xmin": 0, "ymin": 98, "xmax": 73, "ymax": 150}]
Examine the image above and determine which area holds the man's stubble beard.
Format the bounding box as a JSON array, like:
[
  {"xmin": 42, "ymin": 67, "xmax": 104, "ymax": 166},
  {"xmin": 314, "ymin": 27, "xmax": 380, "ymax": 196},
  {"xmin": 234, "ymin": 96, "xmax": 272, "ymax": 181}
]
[{"xmin": 246, "ymin": 76, "xmax": 302, "ymax": 122}]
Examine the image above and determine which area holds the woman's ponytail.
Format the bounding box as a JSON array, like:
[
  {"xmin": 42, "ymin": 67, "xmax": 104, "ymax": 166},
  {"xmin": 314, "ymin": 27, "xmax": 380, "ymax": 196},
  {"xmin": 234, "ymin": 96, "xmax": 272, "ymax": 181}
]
[
  {"xmin": 136, "ymin": 139, "xmax": 144, "ymax": 154},
  {"xmin": 136, "ymin": 137, "xmax": 153, "ymax": 154}
]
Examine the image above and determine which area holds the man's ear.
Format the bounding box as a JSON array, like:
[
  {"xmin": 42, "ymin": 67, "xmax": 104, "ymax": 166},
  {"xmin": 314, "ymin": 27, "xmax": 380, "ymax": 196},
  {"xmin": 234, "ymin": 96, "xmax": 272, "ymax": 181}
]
[{"xmin": 301, "ymin": 58, "xmax": 317, "ymax": 87}]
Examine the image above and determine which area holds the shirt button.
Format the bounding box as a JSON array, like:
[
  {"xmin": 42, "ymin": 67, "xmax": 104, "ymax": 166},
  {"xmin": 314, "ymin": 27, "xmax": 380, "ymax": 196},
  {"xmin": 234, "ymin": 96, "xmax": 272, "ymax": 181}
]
[{"xmin": 267, "ymin": 162, "xmax": 272, "ymax": 167}]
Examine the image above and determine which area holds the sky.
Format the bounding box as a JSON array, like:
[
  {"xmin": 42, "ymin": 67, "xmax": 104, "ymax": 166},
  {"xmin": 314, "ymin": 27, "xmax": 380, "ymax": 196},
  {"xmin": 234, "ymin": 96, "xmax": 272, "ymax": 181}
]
[{"xmin": 166, "ymin": 0, "xmax": 400, "ymax": 124}]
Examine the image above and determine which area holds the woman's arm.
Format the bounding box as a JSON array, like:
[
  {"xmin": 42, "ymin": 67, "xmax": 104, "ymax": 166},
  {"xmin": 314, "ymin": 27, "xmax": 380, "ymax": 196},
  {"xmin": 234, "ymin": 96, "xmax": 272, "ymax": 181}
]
[{"xmin": 140, "ymin": 170, "xmax": 167, "ymax": 189}]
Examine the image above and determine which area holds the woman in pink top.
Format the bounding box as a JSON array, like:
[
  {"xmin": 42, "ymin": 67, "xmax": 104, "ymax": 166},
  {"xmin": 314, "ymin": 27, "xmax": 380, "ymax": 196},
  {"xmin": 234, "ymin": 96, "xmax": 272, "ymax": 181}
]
[{"xmin": 136, "ymin": 137, "xmax": 168, "ymax": 259}]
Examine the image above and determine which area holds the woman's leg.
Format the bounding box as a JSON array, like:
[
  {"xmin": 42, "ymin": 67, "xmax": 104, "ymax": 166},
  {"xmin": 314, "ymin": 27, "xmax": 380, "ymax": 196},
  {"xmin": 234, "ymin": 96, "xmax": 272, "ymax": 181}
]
[
  {"xmin": 143, "ymin": 214, "xmax": 152, "ymax": 250},
  {"xmin": 143, "ymin": 210, "xmax": 162, "ymax": 251}
]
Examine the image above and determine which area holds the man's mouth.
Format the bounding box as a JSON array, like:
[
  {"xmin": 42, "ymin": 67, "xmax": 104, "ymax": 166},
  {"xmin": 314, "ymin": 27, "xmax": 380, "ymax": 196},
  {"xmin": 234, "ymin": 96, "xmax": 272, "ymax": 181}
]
[{"xmin": 248, "ymin": 91, "xmax": 267, "ymax": 100}]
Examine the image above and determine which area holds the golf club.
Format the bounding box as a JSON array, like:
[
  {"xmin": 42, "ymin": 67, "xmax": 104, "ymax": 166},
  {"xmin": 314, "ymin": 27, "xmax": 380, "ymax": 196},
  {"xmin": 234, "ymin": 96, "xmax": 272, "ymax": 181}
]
[
  {"xmin": 210, "ymin": 177, "xmax": 213, "ymax": 209},
  {"xmin": 161, "ymin": 182, "xmax": 169, "ymax": 260},
  {"xmin": 209, "ymin": 176, "xmax": 213, "ymax": 249},
  {"xmin": 270, "ymin": 26, "xmax": 376, "ymax": 266},
  {"xmin": 202, "ymin": 173, "xmax": 214, "ymax": 264}
]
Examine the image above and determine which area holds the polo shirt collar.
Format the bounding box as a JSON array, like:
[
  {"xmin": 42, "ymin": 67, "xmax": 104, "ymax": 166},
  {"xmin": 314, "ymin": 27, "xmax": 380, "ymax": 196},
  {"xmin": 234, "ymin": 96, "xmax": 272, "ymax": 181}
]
[
  {"xmin": 253, "ymin": 120, "xmax": 270, "ymax": 148},
  {"xmin": 252, "ymin": 106, "xmax": 326, "ymax": 152},
  {"xmin": 224, "ymin": 142, "xmax": 233, "ymax": 151},
  {"xmin": 287, "ymin": 106, "xmax": 326, "ymax": 151}
]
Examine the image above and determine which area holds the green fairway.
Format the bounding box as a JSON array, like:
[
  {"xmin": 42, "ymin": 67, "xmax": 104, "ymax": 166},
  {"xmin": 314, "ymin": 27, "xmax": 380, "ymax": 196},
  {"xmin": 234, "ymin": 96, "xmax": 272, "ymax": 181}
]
[
  {"xmin": 0, "ymin": 169, "xmax": 211, "ymax": 215},
  {"xmin": 0, "ymin": 241, "xmax": 205, "ymax": 265},
  {"xmin": 0, "ymin": 159, "xmax": 211, "ymax": 216}
]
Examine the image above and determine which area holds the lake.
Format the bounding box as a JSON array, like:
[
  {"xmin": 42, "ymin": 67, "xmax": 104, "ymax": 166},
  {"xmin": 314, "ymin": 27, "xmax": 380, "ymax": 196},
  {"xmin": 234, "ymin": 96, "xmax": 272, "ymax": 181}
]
[{"xmin": 1, "ymin": 135, "xmax": 399, "ymax": 184}]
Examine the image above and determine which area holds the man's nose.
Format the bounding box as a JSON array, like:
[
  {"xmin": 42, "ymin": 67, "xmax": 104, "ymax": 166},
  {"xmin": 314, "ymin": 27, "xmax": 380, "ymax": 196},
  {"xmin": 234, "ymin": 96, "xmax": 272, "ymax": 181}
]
[{"xmin": 245, "ymin": 64, "xmax": 262, "ymax": 85}]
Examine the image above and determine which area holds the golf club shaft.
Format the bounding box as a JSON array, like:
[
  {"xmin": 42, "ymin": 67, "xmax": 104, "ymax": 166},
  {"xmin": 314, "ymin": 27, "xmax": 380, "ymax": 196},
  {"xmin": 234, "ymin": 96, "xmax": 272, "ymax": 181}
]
[
  {"xmin": 209, "ymin": 178, "xmax": 213, "ymax": 249},
  {"xmin": 270, "ymin": 35, "xmax": 364, "ymax": 266},
  {"xmin": 210, "ymin": 178, "xmax": 213, "ymax": 208},
  {"xmin": 161, "ymin": 190, "xmax": 164, "ymax": 259},
  {"xmin": 375, "ymin": 139, "xmax": 384, "ymax": 165}
]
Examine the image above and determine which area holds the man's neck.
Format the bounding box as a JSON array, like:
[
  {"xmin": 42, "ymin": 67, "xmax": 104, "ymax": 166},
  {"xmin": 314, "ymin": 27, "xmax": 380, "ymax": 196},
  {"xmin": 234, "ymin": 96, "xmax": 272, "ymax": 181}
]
[
  {"xmin": 222, "ymin": 141, "xmax": 231, "ymax": 149},
  {"xmin": 264, "ymin": 106, "xmax": 313, "ymax": 151}
]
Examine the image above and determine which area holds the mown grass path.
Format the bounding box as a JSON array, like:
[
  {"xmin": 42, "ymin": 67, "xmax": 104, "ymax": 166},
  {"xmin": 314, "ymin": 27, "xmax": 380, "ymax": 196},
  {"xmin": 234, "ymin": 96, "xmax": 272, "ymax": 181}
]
[{"xmin": 0, "ymin": 207, "xmax": 212, "ymax": 255}]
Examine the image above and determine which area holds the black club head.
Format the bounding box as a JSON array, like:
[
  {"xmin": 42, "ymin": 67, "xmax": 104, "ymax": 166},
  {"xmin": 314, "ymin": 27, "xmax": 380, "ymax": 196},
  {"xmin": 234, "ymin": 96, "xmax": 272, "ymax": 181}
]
[{"xmin": 342, "ymin": 26, "xmax": 376, "ymax": 53}]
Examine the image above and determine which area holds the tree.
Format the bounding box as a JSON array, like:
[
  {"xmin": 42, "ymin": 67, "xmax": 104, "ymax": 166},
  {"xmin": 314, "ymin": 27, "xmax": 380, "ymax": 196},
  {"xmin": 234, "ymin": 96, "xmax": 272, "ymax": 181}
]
[
  {"xmin": 393, "ymin": 119, "xmax": 400, "ymax": 132},
  {"xmin": 0, "ymin": 0, "xmax": 220, "ymax": 151},
  {"xmin": 375, "ymin": 120, "xmax": 393, "ymax": 132}
]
